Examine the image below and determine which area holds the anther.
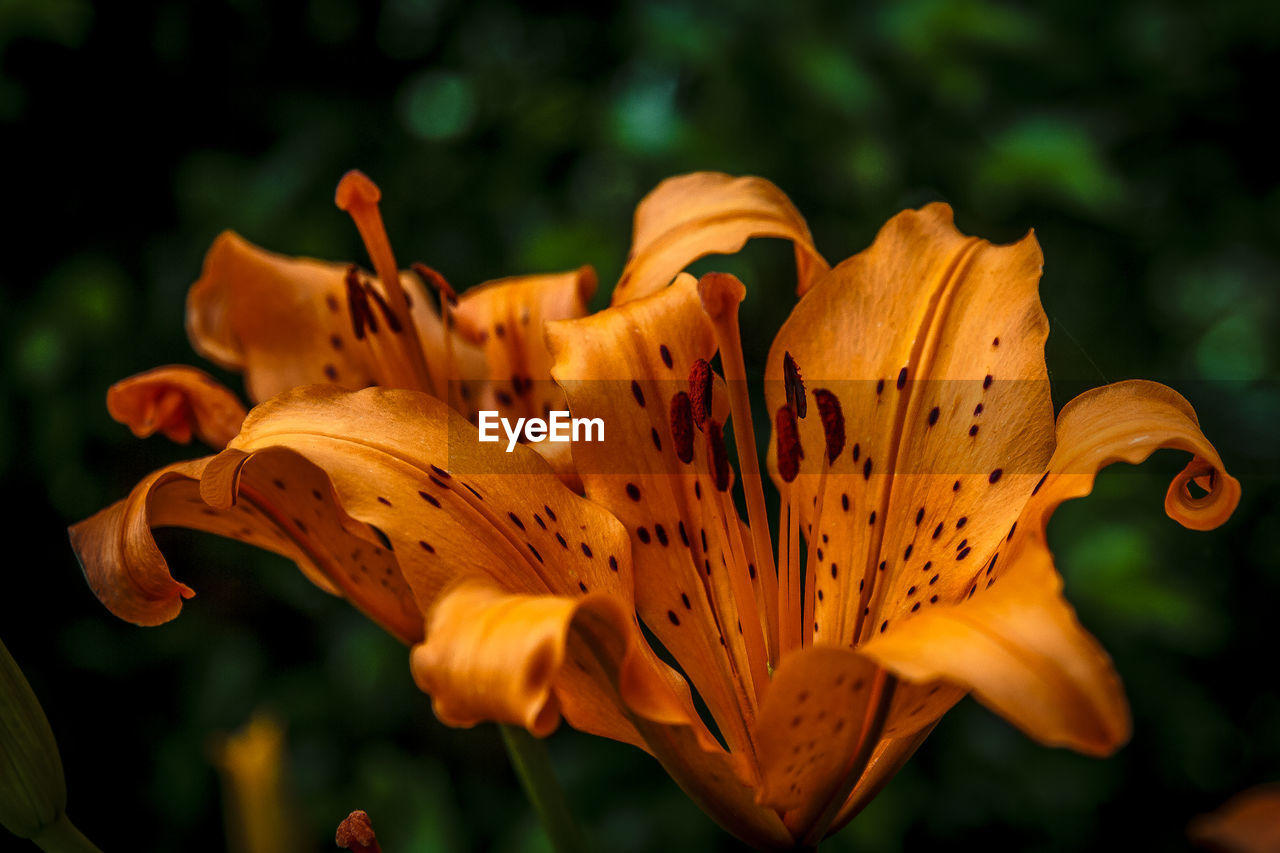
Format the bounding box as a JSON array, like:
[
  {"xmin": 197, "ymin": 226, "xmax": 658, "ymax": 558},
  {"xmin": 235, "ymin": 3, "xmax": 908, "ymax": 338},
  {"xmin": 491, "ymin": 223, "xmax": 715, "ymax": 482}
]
[
  {"xmin": 688, "ymin": 359, "xmax": 713, "ymax": 428},
  {"xmin": 669, "ymin": 391, "xmax": 695, "ymax": 464},
  {"xmin": 775, "ymin": 405, "xmax": 804, "ymax": 483},
  {"xmin": 811, "ymin": 388, "xmax": 845, "ymax": 463},
  {"xmin": 783, "ymin": 351, "xmax": 806, "ymax": 419},
  {"xmin": 412, "ymin": 262, "xmax": 458, "ymax": 306},
  {"xmin": 345, "ymin": 266, "xmax": 371, "ymax": 340},
  {"xmin": 706, "ymin": 419, "xmax": 731, "ymax": 491},
  {"xmin": 364, "ymin": 282, "xmax": 404, "ymax": 332}
]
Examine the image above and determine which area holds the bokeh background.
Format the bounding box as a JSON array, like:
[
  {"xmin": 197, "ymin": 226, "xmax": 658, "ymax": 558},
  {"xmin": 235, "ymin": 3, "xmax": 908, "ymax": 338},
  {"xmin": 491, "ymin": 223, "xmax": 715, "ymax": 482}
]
[{"xmin": 3, "ymin": 0, "xmax": 1278, "ymax": 850}]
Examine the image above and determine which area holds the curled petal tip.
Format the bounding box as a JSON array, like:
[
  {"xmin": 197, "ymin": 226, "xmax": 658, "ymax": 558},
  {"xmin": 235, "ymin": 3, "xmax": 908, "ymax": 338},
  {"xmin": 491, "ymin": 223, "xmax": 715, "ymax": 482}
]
[
  {"xmin": 335, "ymin": 170, "xmax": 381, "ymax": 211},
  {"xmin": 696, "ymin": 272, "xmax": 746, "ymax": 320}
]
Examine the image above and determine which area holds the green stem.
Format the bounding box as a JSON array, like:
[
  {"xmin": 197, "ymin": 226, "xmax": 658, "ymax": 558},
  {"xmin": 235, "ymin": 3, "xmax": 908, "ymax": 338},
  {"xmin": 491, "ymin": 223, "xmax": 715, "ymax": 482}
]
[
  {"xmin": 499, "ymin": 724, "xmax": 589, "ymax": 853},
  {"xmin": 30, "ymin": 814, "xmax": 102, "ymax": 853}
]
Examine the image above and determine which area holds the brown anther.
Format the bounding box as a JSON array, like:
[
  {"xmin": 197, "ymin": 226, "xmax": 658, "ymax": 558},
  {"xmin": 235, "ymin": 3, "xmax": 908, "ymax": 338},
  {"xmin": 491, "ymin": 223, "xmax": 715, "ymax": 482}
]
[
  {"xmin": 364, "ymin": 282, "xmax": 403, "ymax": 332},
  {"xmin": 344, "ymin": 266, "xmax": 371, "ymax": 340},
  {"xmin": 688, "ymin": 359, "xmax": 713, "ymax": 429},
  {"xmin": 812, "ymin": 388, "xmax": 846, "ymax": 463},
  {"xmin": 412, "ymin": 262, "xmax": 458, "ymax": 306},
  {"xmin": 336, "ymin": 810, "xmax": 382, "ymax": 853},
  {"xmin": 783, "ymin": 351, "xmax": 806, "ymax": 419},
  {"xmin": 696, "ymin": 271, "xmax": 746, "ymax": 320},
  {"xmin": 775, "ymin": 405, "xmax": 804, "ymax": 483},
  {"xmin": 669, "ymin": 391, "xmax": 695, "ymax": 464},
  {"xmin": 706, "ymin": 419, "xmax": 731, "ymax": 492}
]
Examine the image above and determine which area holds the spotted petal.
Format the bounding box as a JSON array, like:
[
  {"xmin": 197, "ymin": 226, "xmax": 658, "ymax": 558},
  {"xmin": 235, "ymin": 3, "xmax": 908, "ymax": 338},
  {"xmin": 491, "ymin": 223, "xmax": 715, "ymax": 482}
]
[
  {"xmin": 68, "ymin": 453, "xmax": 422, "ymax": 643},
  {"xmin": 766, "ymin": 203, "xmax": 1055, "ymax": 652},
  {"xmin": 613, "ymin": 172, "xmax": 829, "ymax": 305},
  {"xmin": 859, "ymin": 380, "xmax": 1239, "ymax": 755},
  {"xmin": 549, "ymin": 276, "xmax": 760, "ymax": 758},
  {"xmin": 187, "ymin": 231, "xmax": 481, "ymax": 404}
]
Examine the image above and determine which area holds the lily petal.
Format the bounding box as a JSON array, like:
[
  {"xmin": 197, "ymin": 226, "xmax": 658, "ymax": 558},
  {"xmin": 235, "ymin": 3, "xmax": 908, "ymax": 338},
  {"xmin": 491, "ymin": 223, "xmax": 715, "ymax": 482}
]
[
  {"xmin": 200, "ymin": 385, "xmax": 732, "ymax": 752},
  {"xmin": 549, "ymin": 275, "xmax": 759, "ymax": 759},
  {"xmin": 613, "ymin": 172, "xmax": 829, "ymax": 305},
  {"xmin": 68, "ymin": 452, "xmax": 422, "ymax": 642},
  {"xmin": 187, "ymin": 231, "xmax": 481, "ymax": 403},
  {"xmin": 860, "ymin": 380, "xmax": 1239, "ymax": 756},
  {"xmin": 411, "ymin": 582, "xmax": 691, "ymax": 742},
  {"xmin": 1189, "ymin": 784, "xmax": 1280, "ymax": 853},
  {"xmin": 753, "ymin": 647, "xmax": 878, "ymax": 814},
  {"xmin": 414, "ymin": 585, "xmax": 792, "ymax": 851},
  {"xmin": 453, "ymin": 266, "xmax": 597, "ymax": 422},
  {"xmin": 767, "ymin": 203, "xmax": 1054, "ymax": 650},
  {"xmin": 107, "ymin": 366, "xmax": 247, "ymax": 448}
]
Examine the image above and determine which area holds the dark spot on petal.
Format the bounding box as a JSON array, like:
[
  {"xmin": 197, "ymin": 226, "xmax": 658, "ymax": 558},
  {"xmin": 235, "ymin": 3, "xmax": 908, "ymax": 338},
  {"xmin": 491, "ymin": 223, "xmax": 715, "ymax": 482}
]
[
  {"xmin": 626, "ymin": 483, "xmax": 641, "ymax": 501},
  {"xmin": 419, "ymin": 491, "xmax": 441, "ymax": 508},
  {"xmin": 631, "ymin": 380, "xmax": 646, "ymax": 407},
  {"xmin": 508, "ymin": 512, "xmax": 525, "ymax": 531},
  {"xmin": 637, "ymin": 527, "xmax": 651, "ymax": 544},
  {"xmin": 581, "ymin": 542, "xmax": 593, "ymax": 558},
  {"xmin": 668, "ymin": 610, "xmax": 680, "ymax": 625},
  {"xmin": 660, "ymin": 344, "xmax": 673, "ymax": 369},
  {"xmin": 928, "ymin": 406, "xmax": 940, "ymax": 426},
  {"xmin": 989, "ymin": 468, "xmax": 1003, "ymax": 484}
]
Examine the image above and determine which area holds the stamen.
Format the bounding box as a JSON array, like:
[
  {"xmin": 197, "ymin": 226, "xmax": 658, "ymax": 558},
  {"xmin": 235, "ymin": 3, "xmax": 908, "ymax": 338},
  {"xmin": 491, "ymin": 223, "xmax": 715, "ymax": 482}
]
[
  {"xmin": 364, "ymin": 282, "xmax": 403, "ymax": 332},
  {"xmin": 705, "ymin": 418, "xmax": 769, "ymax": 703},
  {"xmin": 413, "ymin": 263, "xmax": 462, "ymax": 413},
  {"xmin": 706, "ymin": 419, "xmax": 731, "ymax": 492},
  {"xmin": 335, "ymin": 170, "xmax": 433, "ymax": 392},
  {"xmin": 697, "ymin": 272, "xmax": 780, "ymax": 663},
  {"xmin": 804, "ymin": 389, "xmax": 843, "ymax": 647},
  {"xmin": 336, "ymin": 810, "xmax": 382, "ymax": 853},
  {"xmin": 783, "ymin": 351, "xmax": 807, "ymax": 419},
  {"xmin": 688, "ymin": 358, "xmax": 713, "ymax": 429},
  {"xmin": 812, "ymin": 388, "xmax": 846, "ymax": 463},
  {"xmin": 345, "ymin": 266, "xmax": 370, "ymax": 340},
  {"xmin": 775, "ymin": 406, "xmax": 803, "ymax": 483},
  {"xmin": 669, "ymin": 391, "xmax": 695, "ymax": 464}
]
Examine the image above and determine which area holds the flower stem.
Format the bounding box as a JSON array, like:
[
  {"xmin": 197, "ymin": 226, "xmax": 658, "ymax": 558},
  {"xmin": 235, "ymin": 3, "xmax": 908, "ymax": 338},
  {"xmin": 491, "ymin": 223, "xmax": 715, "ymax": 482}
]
[
  {"xmin": 30, "ymin": 815, "xmax": 102, "ymax": 853},
  {"xmin": 498, "ymin": 725, "xmax": 589, "ymax": 853}
]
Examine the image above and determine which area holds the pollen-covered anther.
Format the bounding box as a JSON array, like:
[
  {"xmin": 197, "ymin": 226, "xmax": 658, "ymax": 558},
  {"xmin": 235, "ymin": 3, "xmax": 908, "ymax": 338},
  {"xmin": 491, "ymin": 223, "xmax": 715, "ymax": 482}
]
[
  {"xmin": 670, "ymin": 391, "xmax": 695, "ymax": 464},
  {"xmin": 688, "ymin": 358, "xmax": 713, "ymax": 429},
  {"xmin": 783, "ymin": 351, "xmax": 807, "ymax": 419},
  {"xmin": 364, "ymin": 282, "xmax": 404, "ymax": 332},
  {"xmin": 696, "ymin": 271, "xmax": 746, "ymax": 320},
  {"xmin": 775, "ymin": 405, "xmax": 804, "ymax": 483},
  {"xmin": 812, "ymin": 388, "xmax": 846, "ymax": 463},
  {"xmin": 412, "ymin": 262, "xmax": 458, "ymax": 306},
  {"xmin": 335, "ymin": 809, "xmax": 382, "ymax": 853},
  {"xmin": 345, "ymin": 265, "xmax": 373, "ymax": 340},
  {"xmin": 706, "ymin": 419, "xmax": 731, "ymax": 491}
]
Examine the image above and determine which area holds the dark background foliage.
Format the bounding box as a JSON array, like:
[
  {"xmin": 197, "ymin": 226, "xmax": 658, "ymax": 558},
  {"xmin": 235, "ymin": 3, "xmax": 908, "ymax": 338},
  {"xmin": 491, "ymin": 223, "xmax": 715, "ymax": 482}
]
[{"xmin": 2, "ymin": 0, "xmax": 1278, "ymax": 849}]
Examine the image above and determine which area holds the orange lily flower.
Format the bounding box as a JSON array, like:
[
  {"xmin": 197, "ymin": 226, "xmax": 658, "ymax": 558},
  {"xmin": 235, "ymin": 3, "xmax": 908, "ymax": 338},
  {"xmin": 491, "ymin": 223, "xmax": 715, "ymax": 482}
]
[{"xmin": 70, "ymin": 173, "xmax": 1239, "ymax": 850}]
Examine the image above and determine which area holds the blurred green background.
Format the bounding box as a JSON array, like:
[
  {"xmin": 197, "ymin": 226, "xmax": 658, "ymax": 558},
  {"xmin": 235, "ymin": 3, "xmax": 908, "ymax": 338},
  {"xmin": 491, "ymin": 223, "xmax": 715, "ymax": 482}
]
[{"xmin": 2, "ymin": 0, "xmax": 1278, "ymax": 849}]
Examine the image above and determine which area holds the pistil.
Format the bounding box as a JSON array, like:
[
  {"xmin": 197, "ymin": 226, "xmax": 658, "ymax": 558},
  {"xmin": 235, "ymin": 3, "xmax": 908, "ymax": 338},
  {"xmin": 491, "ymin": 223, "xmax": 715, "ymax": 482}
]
[
  {"xmin": 335, "ymin": 170, "xmax": 434, "ymax": 393},
  {"xmin": 697, "ymin": 273, "xmax": 781, "ymax": 666}
]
